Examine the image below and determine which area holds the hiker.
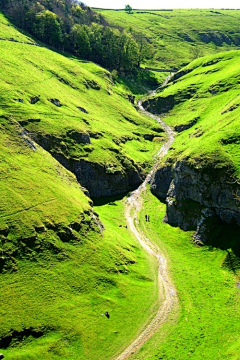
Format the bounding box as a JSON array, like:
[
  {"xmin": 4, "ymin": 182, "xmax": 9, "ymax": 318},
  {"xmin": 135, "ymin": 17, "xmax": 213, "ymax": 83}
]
[
  {"xmin": 145, "ymin": 215, "xmax": 148, "ymax": 221},
  {"xmin": 105, "ymin": 311, "xmax": 110, "ymax": 319},
  {"xmin": 148, "ymin": 215, "xmax": 150, "ymax": 222}
]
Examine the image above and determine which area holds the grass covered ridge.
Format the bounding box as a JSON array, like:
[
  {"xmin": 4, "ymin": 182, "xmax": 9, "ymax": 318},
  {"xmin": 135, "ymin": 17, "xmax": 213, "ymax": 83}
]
[
  {"xmin": 0, "ymin": 11, "xmax": 160, "ymax": 359},
  {"xmin": 97, "ymin": 8, "xmax": 240, "ymax": 70},
  {"xmin": 146, "ymin": 50, "xmax": 240, "ymax": 178},
  {"xmin": 0, "ymin": 116, "xmax": 94, "ymax": 270},
  {"xmin": 0, "ymin": 197, "xmax": 159, "ymax": 359},
  {"xmin": 0, "ymin": 12, "xmax": 163, "ymax": 177}
]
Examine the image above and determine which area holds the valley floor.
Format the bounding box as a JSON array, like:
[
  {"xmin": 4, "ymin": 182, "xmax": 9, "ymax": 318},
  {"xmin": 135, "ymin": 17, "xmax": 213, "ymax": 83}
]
[{"xmin": 115, "ymin": 108, "xmax": 177, "ymax": 358}]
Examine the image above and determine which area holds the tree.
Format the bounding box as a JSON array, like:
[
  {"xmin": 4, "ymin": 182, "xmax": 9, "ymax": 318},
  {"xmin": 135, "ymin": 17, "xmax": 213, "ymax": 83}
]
[
  {"xmin": 33, "ymin": 10, "xmax": 63, "ymax": 48},
  {"xmin": 125, "ymin": 4, "xmax": 133, "ymax": 14},
  {"xmin": 0, "ymin": 0, "xmax": 142, "ymax": 72},
  {"xmin": 71, "ymin": 24, "xmax": 92, "ymax": 58},
  {"xmin": 134, "ymin": 33, "xmax": 154, "ymax": 67},
  {"xmin": 89, "ymin": 24, "xmax": 104, "ymax": 64}
]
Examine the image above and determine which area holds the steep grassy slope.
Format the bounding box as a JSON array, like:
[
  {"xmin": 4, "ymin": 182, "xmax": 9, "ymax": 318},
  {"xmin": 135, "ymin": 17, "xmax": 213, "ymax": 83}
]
[
  {"xmin": 145, "ymin": 50, "xmax": 240, "ymax": 177},
  {"xmin": 0, "ymin": 115, "xmax": 93, "ymax": 270},
  {"xmin": 97, "ymin": 9, "xmax": 240, "ymax": 69},
  {"xmin": 146, "ymin": 50, "xmax": 239, "ymax": 252},
  {"xmin": 0, "ymin": 12, "xmax": 164, "ymax": 198},
  {"xmin": 0, "ymin": 12, "xmax": 161, "ymax": 359},
  {"xmin": 0, "ymin": 195, "xmax": 159, "ymax": 359}
]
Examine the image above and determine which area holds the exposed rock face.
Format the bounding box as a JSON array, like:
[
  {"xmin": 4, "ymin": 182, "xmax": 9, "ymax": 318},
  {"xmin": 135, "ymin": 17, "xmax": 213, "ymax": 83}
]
[
  {"xmin": 173, "ymin": 118, "xmax": 199, "ymax": 132},
  {"xmin": 55, "ymin": 155, "xmax": 144, "ymax": 198},
  {"xmin": 48, "ymin": 98, "xmax": 61, "ymax": 107},
  {"xmin": 84, "ymin": 79, "xmax": 101, "ymax": 90},
  {"xmin": 142, "ymin": 95, "xmax": 175, "ymax": 114},
  {"xmin": 151, "ymin": 159, "xmax": 240, "ymax": 242},
  {"xmin": 180, "ymin": 33, "xmax": 195, "ymax": 42},
  {"xmin": 77, "ymin": 106, "xmax": 88, "ymax": 114},
  {"xmin": 199, "ymin": 31, "xmax": 238, "ymax": 46},
  {"xmin": 30, "ymin": 96, "xmax": 40, "ymax": 104},
  {"xmin": 32, "ymin": 133, "xmax": 144, "ymax": 198},
  {"xmin": 67, "ymin": 130, "xmax": 91, "ymax": 144},
  {"xmin": 142, "ymin": 87, "xmax": 197, "ymax": 115},
  {"xmin": 150, "ymin": 165, "xmax": 172, "ymax": 200},
  {"xmin": 170, "ymin": 68, "xmax": 192, "ymax": 82}
]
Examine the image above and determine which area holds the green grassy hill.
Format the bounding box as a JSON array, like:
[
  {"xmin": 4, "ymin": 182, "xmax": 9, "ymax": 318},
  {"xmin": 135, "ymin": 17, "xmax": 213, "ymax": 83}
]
[
  {"xmin": 130, "ymin": 190, "xmax": 240, "ymax": 360},
  {"xmin": 145, "ymin": 50, "xmax": 240, "ymax": 177},
  {"xmin": 97, "ymin": 9, "xmax": 240, "ymax": 69},
  {"xmin": 0, "ymin": 12, "xmax": 164, "ymax": 197},
  {"xmin": 0, "ymin": 7, "xmax": 240, "ymax": 360},
  {"xmin": 146, "ymin": 50, "xmax": 239, "ymax": 261},
  {"xmin": 0, "ymin": 12, "xmax": 162, "ymax": 359}
]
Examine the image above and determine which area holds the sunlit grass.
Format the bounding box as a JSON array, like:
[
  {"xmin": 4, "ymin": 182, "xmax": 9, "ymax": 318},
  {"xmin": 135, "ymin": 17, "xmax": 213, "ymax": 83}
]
[
  {"xmin": 147, "ymin": 50, "xmax": 240, "ymax": 177},
  {"xmin": 97, "ymin": 9, "xmax": 240, "ymax": 69},
  {"xmin": 129, "ymin": 189, "xmax": 240, "ymax": 360}
]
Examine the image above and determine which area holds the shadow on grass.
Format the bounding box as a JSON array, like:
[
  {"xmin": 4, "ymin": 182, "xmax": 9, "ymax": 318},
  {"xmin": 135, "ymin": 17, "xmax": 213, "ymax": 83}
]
[
  {"xmin": 92, "ymin": 191, "xmax": 129, "ymax": 206},
  {"xmin": 206, "ymin": 218, "xmax": 240, "ymax": 273},
  {"xmin": 118, "ymin": 69, "xmax": 160, "ymax": 95}
]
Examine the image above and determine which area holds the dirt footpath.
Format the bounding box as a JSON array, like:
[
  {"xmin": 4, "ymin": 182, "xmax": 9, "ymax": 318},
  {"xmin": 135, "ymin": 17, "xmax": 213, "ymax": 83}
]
[{"xmin": 114, "ymin": 80, "xmax": 177, "ymax": 360}]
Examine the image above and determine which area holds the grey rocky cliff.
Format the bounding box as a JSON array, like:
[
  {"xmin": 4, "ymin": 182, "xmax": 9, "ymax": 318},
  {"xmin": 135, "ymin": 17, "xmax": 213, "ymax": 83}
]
[
  {"xmin": 30, "ymin": 132, "xmax": 145, "ymax": 198},
  {"xmin": 55, "ymin": 154, "xmax": 144, "ymax": 198},
  {"xmin": 151, "ymin": 159, "xmax": 240, "ymax": 243},
  {"xmin": 142, "ymin": 86, "xmax": 196, "ymax": 116}
]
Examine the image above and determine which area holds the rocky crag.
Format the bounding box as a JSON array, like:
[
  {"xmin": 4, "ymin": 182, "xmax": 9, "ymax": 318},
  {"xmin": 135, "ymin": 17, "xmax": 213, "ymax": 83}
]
[
  {"xmin": 151, "ymin": 160, "xmax": 240, "ymax": 244},
  {"xmin": 31, "ymin": 132, "xmax": 145, "ymax": 198}
]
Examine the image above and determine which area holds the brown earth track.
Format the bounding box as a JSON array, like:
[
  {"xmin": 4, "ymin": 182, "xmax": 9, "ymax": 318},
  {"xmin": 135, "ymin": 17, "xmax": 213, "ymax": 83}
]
[{"xmin": 114, "ymin": 77, "xmax": 177, "ymax": 360}]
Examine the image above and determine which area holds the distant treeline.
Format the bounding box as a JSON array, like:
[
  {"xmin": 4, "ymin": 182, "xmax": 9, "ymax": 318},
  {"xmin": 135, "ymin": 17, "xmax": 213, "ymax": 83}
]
[{"xmin": 0, "ymin": 0, "xmax": 153, "ymax": 71}]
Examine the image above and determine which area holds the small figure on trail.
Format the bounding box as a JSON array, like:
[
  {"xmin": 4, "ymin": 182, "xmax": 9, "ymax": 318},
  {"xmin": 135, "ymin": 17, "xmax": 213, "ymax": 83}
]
[
  {"xmin": 105, "ymin": 311, "xmax": 110, "ymax": 319},
  {"xmin": 125, "ymin": 225, "xmax": 128, "ymax": 229},
  {"xmin": 145, "ymin": 215, "xmax": 148, "ymax": 222},
  {"xmin": 148, "ymin": 215, "xmax": 150, "ymax": 222},
  {"xmin": 119, "ymin": 225, "xmax": 122, "ymax": 227}
]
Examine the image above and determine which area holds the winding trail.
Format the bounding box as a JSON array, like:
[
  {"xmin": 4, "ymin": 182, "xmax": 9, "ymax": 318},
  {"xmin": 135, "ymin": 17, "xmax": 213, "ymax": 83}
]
[{"xmin": 115, "ymin": 77, "xmax": 177, "ymax": 360}]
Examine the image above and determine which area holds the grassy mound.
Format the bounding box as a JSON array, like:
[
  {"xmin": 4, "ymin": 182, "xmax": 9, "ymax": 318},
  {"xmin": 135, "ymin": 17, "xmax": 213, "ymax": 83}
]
[{"xmin": 97, "ymin": 9, "xmax": 240, "ymax": 70}]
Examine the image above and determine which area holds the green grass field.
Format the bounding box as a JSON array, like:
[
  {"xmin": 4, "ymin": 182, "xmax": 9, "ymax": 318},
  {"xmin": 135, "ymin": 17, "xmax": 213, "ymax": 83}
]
[
  {"xmin": 129, "ymin": 188, "xmax": 240, "ymax": 360},
  {"xmin": 0, "ymin": 198, "xmax": 160, "ymax": 359},
  {"xmin": 97, "ymin": 8, "xmax": 240, "ymax": 70}
]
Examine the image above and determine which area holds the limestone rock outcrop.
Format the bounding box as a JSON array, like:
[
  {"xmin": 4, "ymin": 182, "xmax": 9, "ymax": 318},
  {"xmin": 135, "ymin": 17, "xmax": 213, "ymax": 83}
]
[
  {"xmin": 55, "ymin": 154, "xmax": 144, "ymax": 198},
  {"xmin": 151, "ymin": 159, "xmax": 240, "ymax": 243}
]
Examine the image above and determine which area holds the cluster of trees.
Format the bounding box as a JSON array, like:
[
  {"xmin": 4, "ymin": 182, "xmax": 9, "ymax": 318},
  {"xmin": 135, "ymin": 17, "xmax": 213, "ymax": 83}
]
[{"xmin": 0, "ymin": 0, "xmax": 152, "ymax": 71}]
